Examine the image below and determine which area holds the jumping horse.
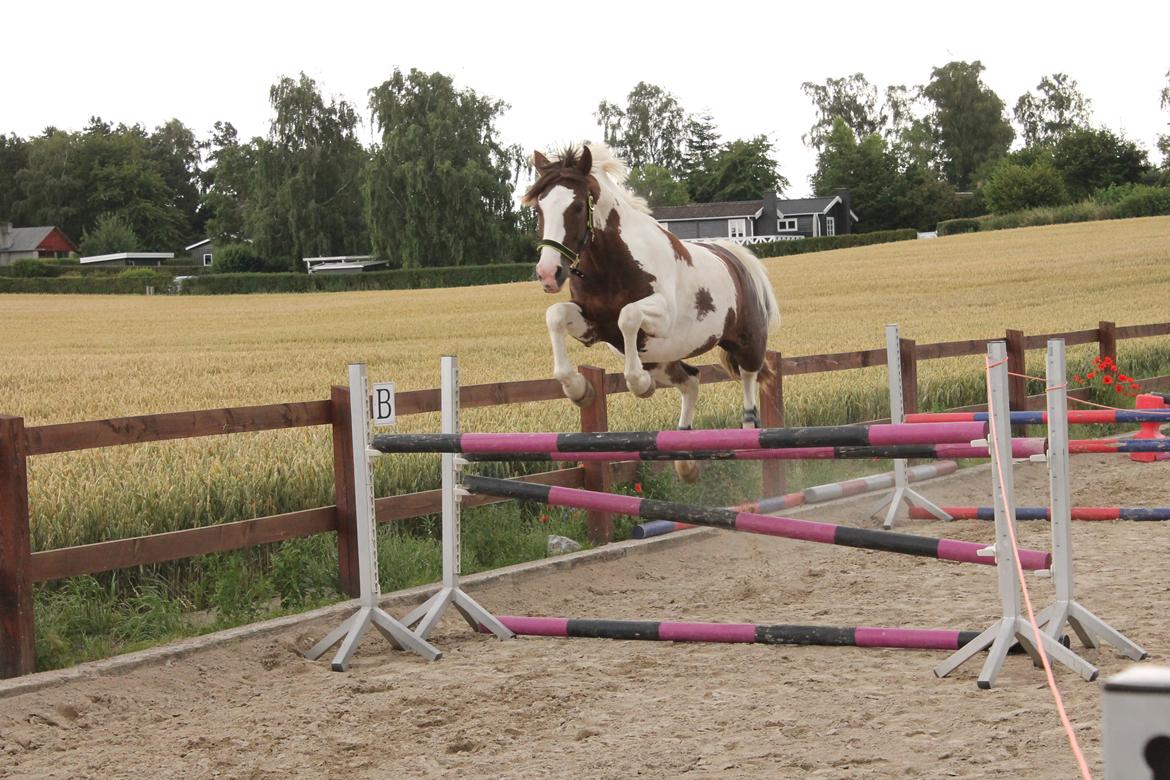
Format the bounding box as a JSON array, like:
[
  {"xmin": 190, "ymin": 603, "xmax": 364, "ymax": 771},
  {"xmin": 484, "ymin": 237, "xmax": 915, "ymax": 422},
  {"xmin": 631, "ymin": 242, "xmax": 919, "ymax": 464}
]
[{"xmin": 523, "ymin": 142, "xmax": 780, "ymax": 481}]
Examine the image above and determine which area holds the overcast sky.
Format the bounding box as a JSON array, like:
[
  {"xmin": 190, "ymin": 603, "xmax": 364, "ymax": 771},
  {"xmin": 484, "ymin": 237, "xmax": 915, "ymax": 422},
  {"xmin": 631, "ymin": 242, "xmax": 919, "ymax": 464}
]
[{"xmin": 7, "ymin": 1, "xmax": 1168, "ymax": 197}]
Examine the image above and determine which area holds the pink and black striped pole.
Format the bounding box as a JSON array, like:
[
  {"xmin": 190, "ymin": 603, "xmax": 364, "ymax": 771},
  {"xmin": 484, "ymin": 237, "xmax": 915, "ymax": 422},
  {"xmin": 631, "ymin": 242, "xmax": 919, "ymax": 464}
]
[
  {"xmin": 480, "ymin": 615, "xmax": 1012, "ymax": 651},
  {"xmin": 371, "ymin": 421, "xmax": 988, "ymax": 455},
  {"xmin": 462, "ymin": 475, "xmax": 1051, "ymax": 570},
  {"xmin": 906, "ymin": 410, "xmax": 1170, "ymax": 424},
  {"xmin": 910, "ymin": 505, "xmax": 1170, "ymax": 522}
]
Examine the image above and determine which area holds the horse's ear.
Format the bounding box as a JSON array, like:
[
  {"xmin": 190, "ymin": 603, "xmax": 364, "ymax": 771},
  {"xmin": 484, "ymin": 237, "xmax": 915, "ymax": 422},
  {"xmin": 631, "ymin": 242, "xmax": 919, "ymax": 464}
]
[
  {"xmin": 533, "ymin": 150, "xmax": 551, "ymax": 170},
  {"xmin": 577, "ymin": 145, "xmax": 592, "ymax": 175}
]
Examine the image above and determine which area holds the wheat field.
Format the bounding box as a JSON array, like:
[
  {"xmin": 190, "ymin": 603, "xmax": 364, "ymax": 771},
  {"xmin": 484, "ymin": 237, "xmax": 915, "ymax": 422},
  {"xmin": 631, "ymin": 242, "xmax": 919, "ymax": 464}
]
[{"xmin": 3, "ymin": 216, "xmax": 1170, "ymax": 551}]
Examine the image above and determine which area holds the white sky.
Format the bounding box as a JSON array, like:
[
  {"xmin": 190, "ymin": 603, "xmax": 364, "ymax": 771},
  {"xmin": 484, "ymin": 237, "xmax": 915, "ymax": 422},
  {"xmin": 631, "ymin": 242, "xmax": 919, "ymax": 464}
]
[{"xmin": 6, "ymin": 0, "xmax": 1169, "ymax": 197}]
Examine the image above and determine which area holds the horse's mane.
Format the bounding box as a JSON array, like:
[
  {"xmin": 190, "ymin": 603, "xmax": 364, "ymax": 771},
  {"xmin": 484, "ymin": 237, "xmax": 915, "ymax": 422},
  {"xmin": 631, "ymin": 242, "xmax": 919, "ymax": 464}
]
[{"xmin": 522, "ymin": 142, "xmax": 651, "ymax": 218}]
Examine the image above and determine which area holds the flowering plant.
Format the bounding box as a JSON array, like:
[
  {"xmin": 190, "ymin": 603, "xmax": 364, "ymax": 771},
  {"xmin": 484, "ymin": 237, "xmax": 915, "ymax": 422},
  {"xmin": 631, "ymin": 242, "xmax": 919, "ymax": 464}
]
[{"xmin": 1071, "ymin": 355, "xmax": 1142, "ymax": 401}]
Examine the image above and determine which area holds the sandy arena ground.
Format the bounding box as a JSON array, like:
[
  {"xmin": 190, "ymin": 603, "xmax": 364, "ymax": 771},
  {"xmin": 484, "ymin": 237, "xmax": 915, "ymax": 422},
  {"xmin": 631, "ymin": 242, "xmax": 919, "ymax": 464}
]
[{"xmin": 1, "ymin": 454, "xmax": 1167, "ymax": 779}]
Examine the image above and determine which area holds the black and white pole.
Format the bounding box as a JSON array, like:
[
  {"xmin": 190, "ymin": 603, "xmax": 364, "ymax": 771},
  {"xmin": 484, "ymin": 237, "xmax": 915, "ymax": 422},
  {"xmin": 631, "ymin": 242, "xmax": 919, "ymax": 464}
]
[
  {"xmin": 398, "ymin": 356, "xmax": 514, "ymax": 642},
  {"xmin": 934, "ymin": 341, "xmax": 1098, "ymax": 688},
  {"xmin": 1036, "ymin": 339, "xmax": 1146, "ymax": 660},
  {"xmin": 871, "ymin": 323, "xmax": 950, "ymax": 528},
  {"xmin": 305, "ymin": 364, "xmax": 442, "ymax": 670},
  {"xmin": 1102, "ymin": 665, "xmax": 1170, "ymax": 779}
]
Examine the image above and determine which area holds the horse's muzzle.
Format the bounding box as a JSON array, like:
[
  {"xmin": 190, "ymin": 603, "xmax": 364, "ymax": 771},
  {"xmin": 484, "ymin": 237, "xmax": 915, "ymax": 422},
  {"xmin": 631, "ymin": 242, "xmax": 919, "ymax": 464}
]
[{"xmin": 540, "ymin": 264, "xmax": 567, "ymax": 293}]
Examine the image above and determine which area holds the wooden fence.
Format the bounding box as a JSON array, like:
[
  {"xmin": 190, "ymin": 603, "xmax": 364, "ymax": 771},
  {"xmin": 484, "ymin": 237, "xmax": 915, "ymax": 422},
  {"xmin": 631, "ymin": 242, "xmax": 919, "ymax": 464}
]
[{"xmin": 3, "ymin": 319, "xmax": 1169, "ymax": 678}]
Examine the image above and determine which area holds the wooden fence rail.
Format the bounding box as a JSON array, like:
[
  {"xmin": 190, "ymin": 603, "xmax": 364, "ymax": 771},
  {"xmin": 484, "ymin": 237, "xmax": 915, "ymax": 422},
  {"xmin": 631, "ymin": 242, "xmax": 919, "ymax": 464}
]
[{"xmin": 2, "ymin": 319, "xmax": 1168, "ymax": 678}]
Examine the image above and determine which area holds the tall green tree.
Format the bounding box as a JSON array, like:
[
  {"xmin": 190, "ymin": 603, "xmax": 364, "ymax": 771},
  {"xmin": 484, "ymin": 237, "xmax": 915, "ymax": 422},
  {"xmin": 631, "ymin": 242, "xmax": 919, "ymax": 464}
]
[
  {"xmin": 202, "ymin": 122, "xmax": 258, "ymax": 243},
  {"xmin": 1013, "ymin": 73, "xmax": 1092, "ymax": 147},
  {"xmin": 1051, "ymin": 127, "xmax": 1150, "ymax": 199},
  {"xmin": 683, "ymin": 112, "xmax": 721, "ymax": 179},
  {"xmin": 148, "ymin": 119, "xmax": 204, "ymax": 241},
  {"xmin": 248, "ymin": 74, "xmax": 369, "ymax": 264},
  {"xmin": 810, "ymin": 119, "xmax": 901, "ymax": 230},
  {"xmin": 0, "ymin": 134, "xmax": 28, "ymax": 223},
  {"xmin": 922, "ymin": 61, "xmax": 1014, "ymax": 189},
  {"xmin": 595, "ymin": 82, "xmax": 690, "ymax": 170},
  {"xmin": 628, "ymin": 164, "xmax": 690, "ymax": 207},
  {"xmin": 1158, "ymin": 70, "xmax": 1170, "ymax": 178},
  {"xmin": 365, "ymin": 68, "xmax": 525, "ymax": 268},
  {"xmin": 801, "ymin": 73, "xmax": 888, "ymax": 151},
  {"xmin": 79, "ymin": 212, "xmax": 142, "ymax": 255},
  {"xmin": 688, "ymin": 136, "xmax": 787, "ymax": 203}
]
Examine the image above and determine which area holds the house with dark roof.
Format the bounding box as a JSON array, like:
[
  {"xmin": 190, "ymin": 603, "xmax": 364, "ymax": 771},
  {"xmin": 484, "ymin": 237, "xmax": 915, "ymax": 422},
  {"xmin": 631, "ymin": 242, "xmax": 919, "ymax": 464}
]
[
  {"xmin": 0, "ymin": 223, "xmax": 79, "ymax": 265},
  {"xmin": 652, "ymin": 190, "xmax": 858, "ymax": 244}
]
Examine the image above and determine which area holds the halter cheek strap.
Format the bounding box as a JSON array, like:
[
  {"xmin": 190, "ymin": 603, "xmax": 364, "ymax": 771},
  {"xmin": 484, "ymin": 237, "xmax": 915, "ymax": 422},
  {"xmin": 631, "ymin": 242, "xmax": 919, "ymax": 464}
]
[{"xmin": 536, "ymin": 193, "xmax": 595, "ymax": 279}]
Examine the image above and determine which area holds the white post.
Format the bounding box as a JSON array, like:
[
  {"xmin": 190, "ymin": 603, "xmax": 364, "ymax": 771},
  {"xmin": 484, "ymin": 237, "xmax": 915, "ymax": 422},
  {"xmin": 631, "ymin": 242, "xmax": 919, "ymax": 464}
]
[
  {"xmin": 399, "ymin": 356, "xmax": 513, "ymax": 641},
  {"xmin": 871, "ymin": 323, "xmax": 950, "ymax": 528},
  {"xmin": 304, "ymin": 363, "xmax": 442, "ymax": 670},
  {"xmin": 935, "ymin": 342, "xmax": 1098, "ymax": 688},
  {"xmin": 1103, "ymin": 665, "xmax": 1170, "ymax": 779},
  {"xmin": 1035, "ymin": 339, "xmax": 1146, "ymax": 660}
]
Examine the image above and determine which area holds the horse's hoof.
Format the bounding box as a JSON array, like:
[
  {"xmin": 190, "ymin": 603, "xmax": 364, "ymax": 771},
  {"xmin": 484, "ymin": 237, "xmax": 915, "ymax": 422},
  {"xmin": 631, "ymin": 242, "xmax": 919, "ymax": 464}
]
[
  {"xmin": 675, "ymin": 459, "xmax": 701, "ymax": 483},
  {"xmin": 570, "ymin": 381, "xmax": 596, "ymax": 408}
]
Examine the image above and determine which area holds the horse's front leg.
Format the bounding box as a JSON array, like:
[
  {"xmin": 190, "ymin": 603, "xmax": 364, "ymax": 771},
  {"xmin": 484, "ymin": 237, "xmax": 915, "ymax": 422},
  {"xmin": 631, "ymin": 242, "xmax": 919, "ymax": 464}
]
[
  {"xmin": 545, "ymin": 301, "xmax": 594, "ymax": 407},
  {"xmin": 618, "ymin": 294, "xmax": 671, "ymax": 399}
]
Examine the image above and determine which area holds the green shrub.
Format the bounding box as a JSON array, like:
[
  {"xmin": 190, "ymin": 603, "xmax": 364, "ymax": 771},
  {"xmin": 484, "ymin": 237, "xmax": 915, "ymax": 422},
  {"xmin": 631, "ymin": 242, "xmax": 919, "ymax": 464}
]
[
  {"xmin": 212, "ymin": 243, "xmax": 268, "ymax": 273},
  {"xmin": 79, "ymin": 213, "xmax": 142, "ymax": 256},
  {"xmin": 937, "ymin": 218, "xmax": 981, "ymax": 236},
  {"xmin": 750, "ymin": 229, "xmax": 917, "ymax": 259},
  {"xmin": 11, "ymin": 259, "xmax": 61, "ymax": 277},
  {"xmin": 981, "ymin": 160, "xmax": 1069, "ymax": 214},
  {"xmin": 1109, "ymin": 187, "xmax": 1170, "ymax": 218}
]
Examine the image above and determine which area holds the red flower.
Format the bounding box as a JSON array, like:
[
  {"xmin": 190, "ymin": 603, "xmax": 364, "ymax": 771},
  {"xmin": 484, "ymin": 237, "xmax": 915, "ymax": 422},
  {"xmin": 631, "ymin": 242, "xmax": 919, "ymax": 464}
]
[
  {"xmin": 1073, "ymin": 375, "xmax": 1084, "ymax": 383},
  {"xmin": 1092, "ymin": 356, "xmax": 1101, "ymax": 366},
  {"xmin": 1117, "ymin": 374, "xmax": 1130, "ymax": 382},
  {"xmin": 1086, "ymin": 372, "xmax": 1097, "ymax": 380},
  {"xmin": 539, "ymin": 514, "xmax": 550, "ymax": 524},
  {"xmin": 1103, "ymin": 376, "xmax": 1114, "ymax": 385},
  {"xmin": 634, "ymin": 482, "xmax": 643, "ymax": 494}
]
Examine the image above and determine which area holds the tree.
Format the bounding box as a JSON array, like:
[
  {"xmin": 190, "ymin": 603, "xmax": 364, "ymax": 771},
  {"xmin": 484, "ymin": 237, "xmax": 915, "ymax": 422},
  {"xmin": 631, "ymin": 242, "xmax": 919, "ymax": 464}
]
[
  {"xmin": 980, "ymin": 158, "xmax": 1069, "ymax": 213},
  {"xmin": 801, "ymin": 73, "xmax": 887, "ymax": 151},
  {"xmin": 1051, "ymin": 127, "xmax": 1150, "ymax": 200},
  {"xmin": 248, "ymin": 74, "xmax": 370, "ymax": 264},
  {"xmin": 79, "ymin": 212, "xmax": 142, "ymax": 255},
  {"xmin": 628, "ymin": 164, "xmax": 690, "ymax": 207},
  {"xmin": 1158, "ymin": 70, "xmax": 1170, "ymax": 180},
  {"xmin": 595, "ymin": 82, "xmax": 690, "ymax": 171},
  {"xmin": 883, "ymin": 84, "xmax": 940, "ymax": 172},
  {"xmin": 922, "ymin": 61, "xmax": 1014, "ymax": 189},
  {"xmin": 148, "ymin": 119, "xmax": 204, "ymax": 241},
  {"xmin": 1013, "ymin": 73, "xmax": 1092, "ymax": 147},
  {"xmin": 202, "ymin": 122, "xmax": 257, "ymax": 243},
  {"xmin": 0, "ymin": 133, "xmax": 28, "ymax": 222},
  {"xmin": 810, "ymin": 119, "xmax": 903, "ymax": 231},
  {"xmin": 688, "ymin": 136, "xmax": 787, "ymax": 203},
  {"xmin": 683, "ymin": 112, "xmax": 721, "ymax": 179},
  {"xmin": 365, "ymin": 68, "xmax": 525, "ymax": 268}
]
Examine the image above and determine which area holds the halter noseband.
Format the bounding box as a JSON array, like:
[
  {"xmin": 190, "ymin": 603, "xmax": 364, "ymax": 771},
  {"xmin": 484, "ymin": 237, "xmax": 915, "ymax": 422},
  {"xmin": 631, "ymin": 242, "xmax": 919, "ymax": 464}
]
[{"xmin": 537, "ymin": 192, "xmax": 594, "ymax": 279}]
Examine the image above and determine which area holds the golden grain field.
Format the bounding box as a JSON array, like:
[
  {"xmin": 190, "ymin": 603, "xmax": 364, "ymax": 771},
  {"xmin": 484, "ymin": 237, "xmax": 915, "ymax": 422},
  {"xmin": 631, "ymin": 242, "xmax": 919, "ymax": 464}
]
[{"xmin": 4, "ymin": 216, "xmax": 1170, "ymax": 551}]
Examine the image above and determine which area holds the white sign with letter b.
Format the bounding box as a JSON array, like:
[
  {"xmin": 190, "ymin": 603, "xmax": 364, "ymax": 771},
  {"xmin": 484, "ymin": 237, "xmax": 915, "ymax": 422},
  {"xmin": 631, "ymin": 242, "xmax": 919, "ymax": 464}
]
[{"xmin": 371, "ymin": 382, "xmax": 396, "ymax": 426}]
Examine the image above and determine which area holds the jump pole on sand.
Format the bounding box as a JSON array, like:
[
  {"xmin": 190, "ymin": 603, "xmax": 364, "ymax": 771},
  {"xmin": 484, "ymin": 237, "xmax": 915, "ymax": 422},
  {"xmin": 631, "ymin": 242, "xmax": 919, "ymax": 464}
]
[
  {"xmin": 462, "ymin": 474, "xmax": 1052, "ymax": 570},
  {"xmin": 479, "ymin": 615, "xmax": 1029, "ymax": 652},
  {"xmin": 871, "ymin": 323, "xmax": 950, "ymax": 528},
  {"xmin": 1034, "ymin": 339, "xmax": 1146, "ymax": 661},
  {"xmin": 910, "ymin": 506, "xmax": 1170, "ymax": 522},
  {"xmin": 934, "ymin": 341, "xmax": 1099, "ymax": 689},
  {"xmin": 304, "ymin": 364, "xmax": 443, "ymax": 671}
]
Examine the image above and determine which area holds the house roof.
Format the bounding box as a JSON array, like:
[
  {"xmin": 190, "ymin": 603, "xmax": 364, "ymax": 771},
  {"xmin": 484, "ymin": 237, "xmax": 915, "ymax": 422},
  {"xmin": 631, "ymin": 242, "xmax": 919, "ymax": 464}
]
[
  {"xmin": 652, "ymin": 201, "xmax": 764, "ymax": 221},
  {"xmin": 184, "ymin": 238, "xmax": 212, "ymax": 251},
  {"xmin": 775, "ymin": 197, "xmax": 838, "ymax": 216},
  {"xmin": 1, "ymin": 227, "xmax": 54, "ymax": 252}
]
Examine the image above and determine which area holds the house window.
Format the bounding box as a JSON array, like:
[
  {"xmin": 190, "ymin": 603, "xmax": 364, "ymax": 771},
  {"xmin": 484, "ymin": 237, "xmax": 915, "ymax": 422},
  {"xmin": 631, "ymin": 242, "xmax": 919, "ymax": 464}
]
[
  {"xmin": 826, "ymin": 216, "xmax": 836, "ymax": 236},
  {"xmin": 728, "ymin": 219, "xmax": 747, "ymax": 238},
  {"xmin": 777, "ymin": 218, "xmax": 798, "ymax": 232},
  {"xmin": 203, "ymin": 253, "xmax": 213, "ymax": 266}
]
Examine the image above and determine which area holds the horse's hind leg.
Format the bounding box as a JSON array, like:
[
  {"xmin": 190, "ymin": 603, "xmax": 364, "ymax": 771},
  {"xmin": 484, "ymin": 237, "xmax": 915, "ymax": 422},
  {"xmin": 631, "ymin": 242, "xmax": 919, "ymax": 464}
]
[
  {"xmin": 649, "ymin": 362, "xmax": 702, "ymax": 483},
  {"xmin": 545, "ymin": 302, "xmax": 593, "ymax": 406},
  {"xmin": 740, "ymin": 370, "xmax": 761, "ymax": 428}
]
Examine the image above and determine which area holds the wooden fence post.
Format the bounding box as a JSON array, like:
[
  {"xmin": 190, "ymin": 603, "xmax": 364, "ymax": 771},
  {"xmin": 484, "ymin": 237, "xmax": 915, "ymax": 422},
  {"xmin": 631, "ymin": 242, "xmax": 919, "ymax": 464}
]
[
  {"xmin": 759, "ymin": 351, "xmax": 786, "ymax": 497},
  {"xmin": 1098, "ymin": 320, "xmax": 1117, "ymax": 365},
  {"xmin": 330, "ymin": 386, "xmax": 361, "ymax": 598},
  {"xmin": 1005, "ymin": 329, "xmax": 1028, "ymax": 435},
  {"xmin": 578, "ymin": 366, "xmax": 612, "ymax": 545},
  {"xmin": 898, "ymin": 338, "xmax": 919, "ymax": 415},
  {"xmin": 0, "ymin": 416, "xmax": 35, "ymax": 678}
]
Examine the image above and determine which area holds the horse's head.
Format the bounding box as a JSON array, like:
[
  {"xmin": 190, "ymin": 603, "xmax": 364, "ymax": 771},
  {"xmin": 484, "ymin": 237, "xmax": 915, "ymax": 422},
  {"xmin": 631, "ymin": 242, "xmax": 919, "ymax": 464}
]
[{"xmin": 522, "ymin": 146, "xmax": 599, "ymax": 293}]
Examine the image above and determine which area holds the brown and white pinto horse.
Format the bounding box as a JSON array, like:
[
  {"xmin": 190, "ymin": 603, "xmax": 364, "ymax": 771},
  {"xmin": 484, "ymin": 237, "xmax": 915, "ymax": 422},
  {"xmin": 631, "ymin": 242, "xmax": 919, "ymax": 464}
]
[{"xmin": 522, "ymin": 142, "xmax": 780, "ymax": 481}]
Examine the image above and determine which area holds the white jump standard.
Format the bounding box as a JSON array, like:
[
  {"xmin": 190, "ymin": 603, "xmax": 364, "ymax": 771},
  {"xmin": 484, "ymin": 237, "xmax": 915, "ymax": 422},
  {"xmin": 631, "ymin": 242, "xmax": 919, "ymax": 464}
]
[{"xmin": 305, "ymin": 364, "xmax": 443, "ymax": 671}]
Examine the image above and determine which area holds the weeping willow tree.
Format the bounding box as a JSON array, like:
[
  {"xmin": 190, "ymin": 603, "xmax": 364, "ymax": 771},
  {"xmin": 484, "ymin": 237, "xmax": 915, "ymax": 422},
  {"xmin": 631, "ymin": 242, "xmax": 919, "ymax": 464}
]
[{"xmin": 364, "ymin": 68, "xmax": 526, "ymax": 268}]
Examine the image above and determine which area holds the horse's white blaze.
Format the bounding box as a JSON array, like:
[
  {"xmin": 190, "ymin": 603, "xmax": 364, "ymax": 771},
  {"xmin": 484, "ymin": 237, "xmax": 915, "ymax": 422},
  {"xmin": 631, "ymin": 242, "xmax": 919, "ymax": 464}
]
[{"xmin": 536, "ymin": 184, "xmax": 575, "ymax": 288}]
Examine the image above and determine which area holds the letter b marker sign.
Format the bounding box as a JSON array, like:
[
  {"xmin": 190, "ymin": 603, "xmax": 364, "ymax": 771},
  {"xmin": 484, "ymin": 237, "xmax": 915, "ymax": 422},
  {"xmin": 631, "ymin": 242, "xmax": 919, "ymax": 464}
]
[{"xmin": 371, "ymin": 382, "xmax": 396, "ymax": 426}]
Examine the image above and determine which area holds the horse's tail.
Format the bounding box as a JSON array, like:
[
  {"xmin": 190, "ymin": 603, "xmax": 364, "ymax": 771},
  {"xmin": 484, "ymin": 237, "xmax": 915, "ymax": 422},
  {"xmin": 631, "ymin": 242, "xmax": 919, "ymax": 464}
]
[{"xmin": 725, "ymin": 243, "xmax": 780, "ymax": 333}]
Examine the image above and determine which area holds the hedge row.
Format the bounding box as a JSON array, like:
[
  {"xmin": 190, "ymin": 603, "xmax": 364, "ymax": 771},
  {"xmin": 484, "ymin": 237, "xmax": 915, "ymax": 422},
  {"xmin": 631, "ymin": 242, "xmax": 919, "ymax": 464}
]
[
  {"xmin": 0, "ymin": 273, "xmax": 172, "ymax": 294},
  {"xmin": 937, "ymin": 186, "xmax": 1170, "ymax": 236},
  {"xmin": 748, "ymin": 229, "xmax": 918, "ymax": 258},
  {"xmin": 0, "ymin": 262, "xmax": 209, "ymax": 278},
  {"xmin": 179, "ymin": 263, "xmax": 534, "ymax": 294}
]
